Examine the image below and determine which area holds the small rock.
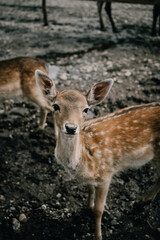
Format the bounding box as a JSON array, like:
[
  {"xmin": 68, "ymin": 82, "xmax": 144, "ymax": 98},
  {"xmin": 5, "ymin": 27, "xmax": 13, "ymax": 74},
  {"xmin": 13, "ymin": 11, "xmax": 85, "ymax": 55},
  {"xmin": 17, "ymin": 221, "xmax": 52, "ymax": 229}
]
[
  {"xmin": 19, "ymin": 213, "xmax": 27, "ymax": 223},
  {"xmin": 107, "ymin": 61, "xmax": 113, "ymax": 69},
  {"xmin": 65, "ymin": 80, "xmax": 71, "ymax": 85},
  {"xmin": 41, "ymin": 204, "xmax": 47, "ymax": 210},
  {"xmin": 86, "ymin": 66, "xmax": 92, "ymax": 73},
  {"xmin": 59, "ymin": 73, "xmax": 67, "ymax": 81},
  {"xmin": 111, "ymin": 219, "xmax": 118, "ymax": 226},
  {"xmin": 56, "ymin": 201, "xmax": 61, "ymax": 207},
  {"xmin": 56, "ymin": 193, "xmax": 62, "ymax": 198},
  {"xmin": 124, "ymin": 70, "xmax": 131, "ymax": 77},
  {"xmin": 0, "ymin": 195, "xmax": 5, "ymax": 201},
  {"xmin": 0, "ymin": 109, "xmax": 4, "ymax": 114},
  {"xmin": 10, "ymin": 206, "xmax": 16, "ymax": 211},
  {"xmin": 12, "ymin": 218, "xmax": 20, "ymax": 232}
]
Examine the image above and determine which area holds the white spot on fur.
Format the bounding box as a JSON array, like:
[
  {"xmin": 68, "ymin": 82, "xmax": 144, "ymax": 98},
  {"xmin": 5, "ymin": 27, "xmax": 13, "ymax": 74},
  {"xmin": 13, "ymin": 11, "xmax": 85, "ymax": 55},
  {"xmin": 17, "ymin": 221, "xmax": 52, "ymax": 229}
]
[
  {"xmin": 95, "ymin": 150, "xmax": 102, "ymax": 158},
  {"xmin": 88, "ymin": 132, "xmax": 93, "ymax": 137},
  {"xmin": 105, "ymin": 137, "xmax": 109, "ymax": 144},
  {"xmin": 108, "ymin": 156, "xmax": 113, "ymax": 163},
  {"xmin": 105, "ymin": 149, "xmax": 112, "ymax": 154},
  {"xmin": 100, "ymin": 131, "xmax": 105, "ymax": 135},
  {"xmin": 143, "ymin": 128, "xmax": 150, "ymax": 133},
  {"xmin": 133, "ymin": 120, "xmax": 138, "ymax": 123},
  {"xmin": 115, "ymin": 140, "xmax": 120, "ymax": 145},
  {"xmin": 90, "ymin": 145, "xmax": 97, "ymax": 150},
  {"xmin": 116, "ymin": 135, "xmax": 122, "ymax": 139}
]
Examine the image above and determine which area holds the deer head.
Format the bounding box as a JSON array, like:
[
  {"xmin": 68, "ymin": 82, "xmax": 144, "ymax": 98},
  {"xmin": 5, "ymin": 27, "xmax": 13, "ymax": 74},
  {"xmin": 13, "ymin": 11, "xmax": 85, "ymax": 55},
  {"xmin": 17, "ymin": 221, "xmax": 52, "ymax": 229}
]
[{"xmin": 35, "ymin": 69, "xmax": 113, "ymax": 136}]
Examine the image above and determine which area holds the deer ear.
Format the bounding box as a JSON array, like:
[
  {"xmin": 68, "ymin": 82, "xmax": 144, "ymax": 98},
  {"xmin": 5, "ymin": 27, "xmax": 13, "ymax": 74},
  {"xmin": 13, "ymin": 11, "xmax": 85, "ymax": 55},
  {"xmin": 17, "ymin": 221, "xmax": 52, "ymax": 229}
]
[
  {"xmin": 35, "ymin": 70, "xmax": 57, "ymax": 99},
  {"xmin": 86, "ymin": 79, "xmax": 113, "ymax": 106}
]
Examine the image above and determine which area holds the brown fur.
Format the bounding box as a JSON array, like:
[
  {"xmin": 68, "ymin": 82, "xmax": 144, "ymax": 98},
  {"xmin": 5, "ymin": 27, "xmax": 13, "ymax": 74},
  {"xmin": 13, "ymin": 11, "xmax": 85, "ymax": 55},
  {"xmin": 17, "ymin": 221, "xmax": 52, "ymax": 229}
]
[
  {"xmin": 35, "ymin": 70, "xmax": 160, "ymax": 240},
  {"xmin": 0, "ymin": 57, "xmax": 53, "ymax": 128}
]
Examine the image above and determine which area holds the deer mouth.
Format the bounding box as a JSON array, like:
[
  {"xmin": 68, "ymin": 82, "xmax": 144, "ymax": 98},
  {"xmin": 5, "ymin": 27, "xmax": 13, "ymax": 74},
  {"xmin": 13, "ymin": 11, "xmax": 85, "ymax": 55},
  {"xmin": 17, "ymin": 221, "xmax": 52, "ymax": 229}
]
[{"xmin": 65, "ymin": 131, "xmax": 77, "ymax": 136}]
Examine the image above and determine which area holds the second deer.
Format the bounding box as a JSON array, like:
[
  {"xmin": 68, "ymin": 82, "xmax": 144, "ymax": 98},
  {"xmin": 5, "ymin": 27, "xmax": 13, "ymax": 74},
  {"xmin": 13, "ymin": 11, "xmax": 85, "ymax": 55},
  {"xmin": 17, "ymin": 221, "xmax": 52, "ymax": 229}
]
[
  {"xmin": 98, "ymin": 2, "xmax": 160, "ymax": 36},
  {"xmin": 0, "ymin": 57, "xmax": 57, "ymax": 129},
  {"xmin": 36, "ymin": 70, "xmax": 160, "ymax": 240}
]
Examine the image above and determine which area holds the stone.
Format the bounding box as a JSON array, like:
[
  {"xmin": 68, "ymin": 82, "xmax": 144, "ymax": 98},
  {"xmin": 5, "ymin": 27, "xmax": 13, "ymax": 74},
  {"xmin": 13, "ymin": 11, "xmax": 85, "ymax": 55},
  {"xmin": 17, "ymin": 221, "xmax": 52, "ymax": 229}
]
[
  {"xmin": 19, "ymin": 213, "xmax": 27, "ymax": 223},
  {"xmin": 12, "ymin": 218, "xmax": 20, "ymax": 232}
]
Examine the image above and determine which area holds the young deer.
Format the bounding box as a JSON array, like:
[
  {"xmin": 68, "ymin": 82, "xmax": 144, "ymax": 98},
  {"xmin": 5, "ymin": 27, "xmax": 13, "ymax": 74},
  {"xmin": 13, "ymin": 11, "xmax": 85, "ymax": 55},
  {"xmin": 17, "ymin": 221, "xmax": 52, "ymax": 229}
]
[
  {"xmin": 0, "ymin": 57, "xmax": 57, "ymax": 128},
  {"xmin": 36, "ymin": 70, "xmax": 160, "ymax": 240}
]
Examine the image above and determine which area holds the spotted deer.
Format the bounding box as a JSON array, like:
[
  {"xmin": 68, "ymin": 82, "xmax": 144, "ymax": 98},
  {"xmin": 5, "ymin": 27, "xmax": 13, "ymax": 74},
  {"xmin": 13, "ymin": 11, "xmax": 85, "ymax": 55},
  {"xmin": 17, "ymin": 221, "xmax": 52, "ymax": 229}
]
[
  {"xmin": 0, "ymin": 57, "xmax": 57, "ymax": 128},
  {"xmin": 36, "ymin": 69, "xmax": 160, "ymax": 240}
]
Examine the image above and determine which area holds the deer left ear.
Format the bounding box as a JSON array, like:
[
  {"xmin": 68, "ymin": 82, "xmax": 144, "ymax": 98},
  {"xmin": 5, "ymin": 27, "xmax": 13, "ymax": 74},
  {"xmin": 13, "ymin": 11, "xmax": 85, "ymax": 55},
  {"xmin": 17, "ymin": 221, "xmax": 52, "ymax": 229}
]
[
  {"xmin": 86, "ymin": 79, "xmax": 113, "ymax": 106},
  {"xmin": 35, "ymin": 70, "xmax": 57, "ymax": 100}
]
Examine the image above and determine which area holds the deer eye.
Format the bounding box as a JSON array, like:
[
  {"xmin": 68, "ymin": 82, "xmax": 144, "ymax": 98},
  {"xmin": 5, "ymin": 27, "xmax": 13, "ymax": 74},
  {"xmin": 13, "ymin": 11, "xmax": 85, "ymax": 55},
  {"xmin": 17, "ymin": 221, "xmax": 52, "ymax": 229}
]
[
  {"xmin": 53, "ymin": 104, "xmax": 60, "ymax": 111},
  {"xmin": 83, "ymin": 108, "xmax": 89, "ymax": 114}
]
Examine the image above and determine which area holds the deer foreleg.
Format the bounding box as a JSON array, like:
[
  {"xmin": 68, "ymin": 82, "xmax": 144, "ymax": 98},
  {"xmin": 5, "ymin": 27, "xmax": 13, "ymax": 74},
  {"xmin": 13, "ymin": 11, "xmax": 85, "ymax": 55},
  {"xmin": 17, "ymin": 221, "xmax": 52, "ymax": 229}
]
[
  {"xmin": 97, "ymin": 2, "xmax": 105, "ymax": 31},
  {"xmin": 105, "ymin": 3, "xmax": 117, "ymax": 33},
  {"xmin": 93, "ymin": 176, "xmax": 112, "ymax": 240},
  {"xmin": 152, "ymin": 5, "xmax": 160, "ymax": 36},
  {"xmin": 88, "ymin": 184, "xmax": 95, "ymax": 210},
  {"xmin": 39, "ymin": 108, "xmax": 48, "ymax": 129}
]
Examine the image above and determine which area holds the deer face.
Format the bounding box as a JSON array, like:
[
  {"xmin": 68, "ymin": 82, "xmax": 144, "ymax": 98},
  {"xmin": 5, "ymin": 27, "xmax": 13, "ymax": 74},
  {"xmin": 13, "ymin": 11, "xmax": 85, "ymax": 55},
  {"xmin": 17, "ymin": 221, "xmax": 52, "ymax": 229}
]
[{"xmin": 52, "ymin": 90, "xmax": 89, "ymax": 136}]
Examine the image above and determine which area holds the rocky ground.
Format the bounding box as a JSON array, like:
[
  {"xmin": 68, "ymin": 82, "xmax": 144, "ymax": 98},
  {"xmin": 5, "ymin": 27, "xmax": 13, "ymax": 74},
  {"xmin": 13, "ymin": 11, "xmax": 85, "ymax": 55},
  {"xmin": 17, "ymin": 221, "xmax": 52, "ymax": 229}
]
[{"xmin": 0, "ymin": 0, "xmax": 160, "ymax": 239}]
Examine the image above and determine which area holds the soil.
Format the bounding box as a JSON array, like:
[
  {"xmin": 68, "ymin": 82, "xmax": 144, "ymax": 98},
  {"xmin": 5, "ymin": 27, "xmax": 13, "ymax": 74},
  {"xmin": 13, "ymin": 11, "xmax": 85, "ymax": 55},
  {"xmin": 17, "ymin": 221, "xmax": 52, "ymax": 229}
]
[{"xmin": 0, "ymin": 0, "xmax": 160, "ymax": 240}]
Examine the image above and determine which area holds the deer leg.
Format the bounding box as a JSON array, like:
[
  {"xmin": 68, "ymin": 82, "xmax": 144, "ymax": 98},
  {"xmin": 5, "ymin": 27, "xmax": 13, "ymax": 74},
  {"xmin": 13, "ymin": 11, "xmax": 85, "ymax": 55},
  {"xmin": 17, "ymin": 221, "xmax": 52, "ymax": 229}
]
[
  {"xmin": 105, "ymin": 2, "xmax": 117, "ymax": 33},
  {"xmin": 142, "ymin": 177, "xmax": 160, "ymax": 202},
  {"xmin": 53, "ymin": 112, "xmax": 59, "ymax": 140},
  {"xmin": 158, "ymin": 7, "xmax": 160, "ymax": 35},
  {"xmin": 88, "ymin": 185, "xmax": 95, "ymax": 210},
  {"xmin": 39, "ymin": 108, "xmax": 48, "ymax": 129},
  {"xmin": 42, "ymin": 0, "xmax": 48, "ymax": 26},
  {"xmin": 142, "ymin": 160, "xmax": 160, "ymax": 202},
  {"xmin": 93, "ymin": 177, "xmax": 112, "ymax": 240},
  {"xmin": 152, "ymin": 5, "xmax": 159, "ymax": 36},
  {"xmin": 97, "ymin": 2, "xmax": 105, "ymax": 31}
]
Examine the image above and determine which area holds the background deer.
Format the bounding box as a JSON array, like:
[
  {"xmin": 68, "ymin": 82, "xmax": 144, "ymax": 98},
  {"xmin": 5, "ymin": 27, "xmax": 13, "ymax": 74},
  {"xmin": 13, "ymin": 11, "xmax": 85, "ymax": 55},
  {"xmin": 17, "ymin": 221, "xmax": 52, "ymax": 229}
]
[
  {"xmin": 36, "ymin": 69, "xmax": 160, "ymax": 240},
  {"xmin": 0, "ymin": 57, "xmax": 57, "ymax": 129},
  {"xmin": 98, "ymin": 2, "xmax": 160, "ymax": 36}
]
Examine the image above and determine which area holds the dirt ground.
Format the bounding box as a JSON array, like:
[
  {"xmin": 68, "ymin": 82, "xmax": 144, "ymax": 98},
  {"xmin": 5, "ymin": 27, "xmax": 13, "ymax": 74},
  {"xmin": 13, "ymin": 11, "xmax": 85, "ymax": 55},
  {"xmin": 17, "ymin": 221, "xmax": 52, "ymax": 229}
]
[{"xmin": 0, "ymin": 0, "xmax": 160, "ymax": 239}]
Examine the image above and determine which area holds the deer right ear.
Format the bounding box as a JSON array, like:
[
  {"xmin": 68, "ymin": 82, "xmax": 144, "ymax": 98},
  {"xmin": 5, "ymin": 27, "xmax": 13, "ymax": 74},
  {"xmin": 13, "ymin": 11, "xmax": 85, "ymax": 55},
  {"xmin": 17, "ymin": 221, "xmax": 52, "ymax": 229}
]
[
  {"xmin": 86, "ymin": 79, "xmax": 113, "ymax": 106},
  {"xmin": 35, "ymin": 70, "xmax": 57, "ymax": 99}
]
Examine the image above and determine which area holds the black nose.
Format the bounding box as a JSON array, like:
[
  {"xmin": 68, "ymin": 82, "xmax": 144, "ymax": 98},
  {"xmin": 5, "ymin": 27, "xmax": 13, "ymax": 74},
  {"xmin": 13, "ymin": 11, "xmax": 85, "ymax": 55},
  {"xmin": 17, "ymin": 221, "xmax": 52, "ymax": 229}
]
[{"xmin": 65, "ymin": 124, "xmax": 77, "ymax": 135}]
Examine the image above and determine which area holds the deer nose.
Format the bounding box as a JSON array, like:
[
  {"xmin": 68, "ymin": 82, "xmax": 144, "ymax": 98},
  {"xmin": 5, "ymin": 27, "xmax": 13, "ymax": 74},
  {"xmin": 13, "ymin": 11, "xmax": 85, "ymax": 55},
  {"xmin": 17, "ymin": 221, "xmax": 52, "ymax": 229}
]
[{"xmin": 65, "ymin": 123, "xmax": 78, "ymax": 135}]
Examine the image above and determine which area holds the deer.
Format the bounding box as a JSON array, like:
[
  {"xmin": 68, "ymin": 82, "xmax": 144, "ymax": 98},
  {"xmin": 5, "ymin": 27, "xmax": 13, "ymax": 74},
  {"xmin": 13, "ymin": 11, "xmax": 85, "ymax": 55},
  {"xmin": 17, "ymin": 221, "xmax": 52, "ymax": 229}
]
[
  {"xmin": 97, "ymin": 2, "xmax": 160, "ymax": 36},
  {"xmin": 35, "ymin": 69, "xmax": 160, "ymax": 240},
  {"xmin": 0, "ymin": 57, "xmax": 57, "ymax": 129}
]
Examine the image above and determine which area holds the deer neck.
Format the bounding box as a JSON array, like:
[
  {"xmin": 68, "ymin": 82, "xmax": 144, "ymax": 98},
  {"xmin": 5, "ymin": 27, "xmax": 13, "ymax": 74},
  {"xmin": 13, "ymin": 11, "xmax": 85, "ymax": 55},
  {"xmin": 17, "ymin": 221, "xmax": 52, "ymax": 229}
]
[{"xmin": 55, "ymin": 131, "xmax": 82, "ymax": 174}]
